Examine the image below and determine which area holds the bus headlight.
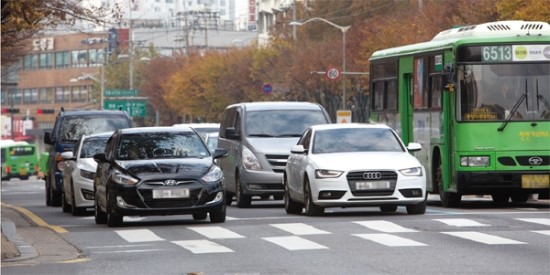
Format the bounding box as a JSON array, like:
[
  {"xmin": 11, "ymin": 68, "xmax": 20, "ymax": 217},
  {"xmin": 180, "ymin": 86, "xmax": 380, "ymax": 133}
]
[{"xmin": 460, "ymin": 156, "xmax": 490, "ymax": 167}]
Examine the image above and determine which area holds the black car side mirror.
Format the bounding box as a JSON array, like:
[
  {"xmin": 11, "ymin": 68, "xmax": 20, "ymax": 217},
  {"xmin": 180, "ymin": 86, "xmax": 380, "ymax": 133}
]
[
  {"xmin": 93, "ymin": 153, "xmax": 108, "ymax": 163},
  {"xmin": 213, "ymin": 148, "xmax": 229, "ymax": 159},
  {"xmin": 44, "ymin": 131, "xmax": 54, "ymax": 145}
]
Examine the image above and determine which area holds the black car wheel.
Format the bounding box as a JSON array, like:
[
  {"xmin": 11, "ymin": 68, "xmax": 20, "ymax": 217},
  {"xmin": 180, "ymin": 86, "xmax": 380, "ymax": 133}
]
[
  {"xmin": 304, "ymin": 177, "xmax": 323, "ymax": 216},
  {"xmin": 107, "ymin": 192, "xmax": 123, "ymax": 227},
  {"xmin": 236, "ymin": 174, "xmax": 251, "ymax": 208},
  {"xmin": 94, "ymin": 191, "xmax": 107, "ymax": 224},
  {"xmin": 209, "ymin": 206, "xmax": 226, "ymax": 223},
  {"xmin": 45, "ymin": 179, "xmax": 52, "ymax": 206},
  {"xmin": 51, "ymin": 183, "xmax": 62, "ymax": 207},
  {"xmin": 193, "ymin": 213, "xmax": 208, "ymax": 220},
  {"xmin": 284, "ymin": 176, "xmax": 302, "ymax": 214}
]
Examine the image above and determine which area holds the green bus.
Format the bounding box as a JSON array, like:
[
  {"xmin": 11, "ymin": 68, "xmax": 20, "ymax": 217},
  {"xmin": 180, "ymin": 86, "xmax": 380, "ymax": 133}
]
[
  {"xmin": 1, "ymin": 141, "xmax": 39, "ymax": 180},
  {"xmin": 369, "ymin": 20, "xmax": 550, "ymax": 207}
]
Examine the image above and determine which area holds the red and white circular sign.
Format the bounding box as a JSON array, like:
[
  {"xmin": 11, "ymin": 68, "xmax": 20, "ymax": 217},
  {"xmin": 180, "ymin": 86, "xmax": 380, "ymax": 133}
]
[{"xmin": 325, "ymin": 67, "xmax": 341, "ymax": 80}]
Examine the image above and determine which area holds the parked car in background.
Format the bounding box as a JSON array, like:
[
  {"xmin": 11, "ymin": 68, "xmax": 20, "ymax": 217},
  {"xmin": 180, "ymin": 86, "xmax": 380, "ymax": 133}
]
[
  {"xmin": 217, "ymin": 101, "xmax": 332, "ymax": 208},
  {"xmin": 284, "ymin": 123, "xmax": 427, "ymax": 216},
  {"xmin": 61, "ymin": 132, "xmax": 113, "ymax": 215},
  {"xmin": 173, "ymin": 123, "xmax": 220, "ymax": 141},
  {"xmin": 43, "ymin": 109, "xmax": 133, "ymax": 207},
  {"xmin": 93, "ymin": 126, "xmax": 228, "ymax": 227},
  {"xmin": 204, "ymin": 132, "xmax": 219, "ymax": 153}
]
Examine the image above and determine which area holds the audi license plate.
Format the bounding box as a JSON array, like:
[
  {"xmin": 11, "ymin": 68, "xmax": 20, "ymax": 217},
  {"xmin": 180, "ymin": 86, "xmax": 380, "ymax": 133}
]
[
  {"xmin": 356, "ymin": 181, "xmax": 390, "ymax": 190},
  {"xmin": 153, "ymin": 188, "xmax": 190, "ymax": 199}
]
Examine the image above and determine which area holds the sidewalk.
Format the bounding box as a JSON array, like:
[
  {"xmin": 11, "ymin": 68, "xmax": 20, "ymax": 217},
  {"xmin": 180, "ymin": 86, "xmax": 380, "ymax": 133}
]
[{"xmin": 1, "ymin": 204, "xmax": 82, "ymax": 264}]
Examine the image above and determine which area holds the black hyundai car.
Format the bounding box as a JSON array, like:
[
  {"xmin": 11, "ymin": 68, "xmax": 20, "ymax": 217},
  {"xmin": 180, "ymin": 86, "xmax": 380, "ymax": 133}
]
[{"xmin": 93, "ymin": 126, "xmax": 228, "ymax": 227}]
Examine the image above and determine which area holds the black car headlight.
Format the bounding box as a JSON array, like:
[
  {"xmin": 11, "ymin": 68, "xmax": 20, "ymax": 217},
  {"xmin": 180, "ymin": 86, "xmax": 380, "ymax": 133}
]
[
  {"xmin": 201, "ymin": 166, "xmax": 223, "ymax": 183},
  {"xmin": 112, "ymin": 168, "xmax": 139, "ymax": 186}
]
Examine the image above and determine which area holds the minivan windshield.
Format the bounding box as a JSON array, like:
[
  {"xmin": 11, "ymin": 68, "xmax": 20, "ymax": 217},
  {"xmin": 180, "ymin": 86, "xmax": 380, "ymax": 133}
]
[
  {"xmin": 60, "ymin": 116, "xmax": 131, "ymax": 142},
  {"xmin": 246, "ymin": 110, "xmax": 328, "ymax": 137}
]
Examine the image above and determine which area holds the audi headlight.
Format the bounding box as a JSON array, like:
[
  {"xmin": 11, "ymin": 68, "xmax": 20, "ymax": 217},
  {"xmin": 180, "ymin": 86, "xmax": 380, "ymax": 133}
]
[
  {"xmin": 242, "ymin": 146, "xmax": 262, "ymax": 170},
  {"xmin": 315, "ymin": 169, "xmax": 344, "ymax": 179},
  {"xmin": 202, "ymin": 166, "xmax": 223, "ymax": 182},
  {"xmin": 112, "ymin": 168, "xmax": 139, "ymax": 186},
  {"xmin": 460, "ymin": 156, "xmax": 490, "ymax": 167},
  {"xmin": 399, "ymin": 167, "xmax": 423, "ymax": 177}
]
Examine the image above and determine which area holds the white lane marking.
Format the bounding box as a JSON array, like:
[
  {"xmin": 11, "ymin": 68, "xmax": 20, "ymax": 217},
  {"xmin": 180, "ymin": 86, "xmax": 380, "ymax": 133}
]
[
  {"xmin": 442, "ymin": 231, "xmax": 526, "ymax": 245},
  {"xmin": 124, "ymin": 216, "xmax": 147, "ymax": 222},
  {"xmin": 187, "ymin": 226, "xmax": 245, "ymax": 239},
  {"xmin": 516, "ymin": 218, "xmax": 550, "ymax": 226},
  {"xmin": 354, "ymin": 220, "xmax": 417, "ymax": 233},
  {"xmin": 85, "ymin": 244, "xmax": 154, "ymax": 249},
  {"xmin": 271, "ymin": 223, "xmax": 331, "ymax": 235},
  {"xmin": 263, "ymin": 236, "xmax": 328, "ymax": 251},
  {"xmin": 353, "ymin": 233, "xmax": 428, "ymax": 247},
  {"xmin": 172, "ymin": 240, "xmax": 233, "ymax": 254},
  {"xmin": 434, "ymin": 218, "xmax": 489, "ymax": 227},
  {"xmin": 533, "ymin": 230, "xmax": 550, "ymax": 236},
  {"xmin": 115, "ymin": 229, "xmax": 165, "ymax": 243}
]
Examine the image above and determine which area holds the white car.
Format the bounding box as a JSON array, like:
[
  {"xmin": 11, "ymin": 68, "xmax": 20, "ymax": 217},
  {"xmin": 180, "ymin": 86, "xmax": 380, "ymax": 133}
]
[
  {"xmin": 61, "ymin": 132, "xmax": 113, "ymax": 215},
  {"xmin": 173, "ymin": 123, "xmax": 220, "ymax": 141},
  {"xmin": 284, "ymin": 123, "xmax": 427, "ymax": 216}
]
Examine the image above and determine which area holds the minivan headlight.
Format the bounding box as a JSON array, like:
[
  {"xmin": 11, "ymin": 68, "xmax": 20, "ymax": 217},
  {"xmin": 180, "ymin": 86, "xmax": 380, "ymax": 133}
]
[
  {"xmin": 202, "ymin": 166, "xmax": 223, "ymax": 182},
  {"xmin": 112, "ymin": 168, "xmax": 139, "ymax": 186},
  {"xmin": 460, "ymin": 156, "xmax": 490, "ymax": 167},
  {"xmin": 242, "ymin": 146, "xmax": 262, "ymax": 170}
]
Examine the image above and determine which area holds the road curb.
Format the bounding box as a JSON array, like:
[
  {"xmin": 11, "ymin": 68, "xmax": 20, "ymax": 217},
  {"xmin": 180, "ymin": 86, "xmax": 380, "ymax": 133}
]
[{"xmin": 1, "ymin": 218, "xmax": 38, "ymax": 262}]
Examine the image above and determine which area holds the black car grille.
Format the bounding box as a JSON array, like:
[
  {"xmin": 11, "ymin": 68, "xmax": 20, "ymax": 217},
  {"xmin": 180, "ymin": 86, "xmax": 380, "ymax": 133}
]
[
  {"xmin": 265, "ymin": 154, "xmax": 289, "ymax": 173},
  {"xmin": 346, "ymin": 170, "xmax": 398, "ymax": 196}
]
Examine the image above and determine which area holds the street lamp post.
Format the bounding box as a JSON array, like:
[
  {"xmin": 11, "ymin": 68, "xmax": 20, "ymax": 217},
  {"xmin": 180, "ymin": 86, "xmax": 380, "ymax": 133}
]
[
  {"xmin": 70, "ymin": 71, "xmax": 104, "ymax": 109},
  {"xmin": 290, "ymin": 17, "xmax": 351, "ymax": 110}
]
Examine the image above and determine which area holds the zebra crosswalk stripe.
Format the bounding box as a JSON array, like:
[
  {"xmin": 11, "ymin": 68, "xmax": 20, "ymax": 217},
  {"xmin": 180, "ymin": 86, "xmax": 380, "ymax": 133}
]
[
  {"xmin": 434, "ymin": 218, "xmax": 489, "ymax": 227},
  {"xmin": 263, "ymin": 236, "xmax": 328, "ymax": 251},
  {"xmin": 353, "ymin": 233, "xmax": 428, "ymax": 247},
  {"xmin": 115, "ymin": 229, "xmax": 165, "ymax": 243},
  {"xmin": 187, "ymin": 226, "xmax": 245, "ymax": 239},
  {"xmin": 516, "ymin": 218, "xmax": 550, "ymax": 226},
  {"xmin": 353, "ymin": 220, "xmax": 417, "ymax": 233},
  {"xmin": 271, "ymin": 223, "xmax": 331, "ymax": 235},
  {"xmin": 172, "ymin": 240, "xmax": 234, "ymax": 253},
  {"xmin": 441, "ymin": 231, "xmax": 526, "ymax": 245}
]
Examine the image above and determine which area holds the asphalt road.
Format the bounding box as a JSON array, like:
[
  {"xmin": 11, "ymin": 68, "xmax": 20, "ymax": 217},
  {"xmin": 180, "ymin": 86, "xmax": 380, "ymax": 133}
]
[{"xmin": 1, "ymin": 178, "xmax": 549, "ymax": 275}]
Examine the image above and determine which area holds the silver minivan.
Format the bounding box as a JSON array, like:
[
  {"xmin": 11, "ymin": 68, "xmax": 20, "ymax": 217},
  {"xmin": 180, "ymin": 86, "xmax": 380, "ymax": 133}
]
[{"xmin": 217, "ymin": 101, "xmax": 331, "ymax": 207}]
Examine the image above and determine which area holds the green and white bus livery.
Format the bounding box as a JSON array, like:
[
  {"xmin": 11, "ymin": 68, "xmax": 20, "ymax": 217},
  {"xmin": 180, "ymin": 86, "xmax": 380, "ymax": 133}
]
[{"xmin": 369, "ymin": 20, "xmax": 550, "ymax": 207}]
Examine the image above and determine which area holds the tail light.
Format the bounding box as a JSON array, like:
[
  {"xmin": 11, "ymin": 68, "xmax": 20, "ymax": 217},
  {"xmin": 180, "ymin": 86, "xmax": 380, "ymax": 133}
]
[{"xmin": 6, "ymin": 165, "xmax": 11, "ymax": 174}]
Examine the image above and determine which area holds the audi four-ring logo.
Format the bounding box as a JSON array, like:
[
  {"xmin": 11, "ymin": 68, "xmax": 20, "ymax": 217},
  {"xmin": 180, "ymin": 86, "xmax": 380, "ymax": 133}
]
[
  {"xmin": 528, "ymin": 157, "xmax": 543, "ymax": 166},
  {"xmin": 363, "ymin": 172, "xmax": 382, "ymax": 180},
  {"xmin": 164, "ymin": 179, "xmax": 177, "ymax": 186}
]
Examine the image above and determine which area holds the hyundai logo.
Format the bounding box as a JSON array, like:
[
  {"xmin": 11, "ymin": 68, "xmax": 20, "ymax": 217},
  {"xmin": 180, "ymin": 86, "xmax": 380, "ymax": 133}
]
[
  {"xmin": 528, "ymin": 157, "xmax": 543, "ymax": 166},
  {"xmin": 164, "ymin": 179, "xmax": 178, "ymax": 186},
  {"xmin": 363, "ymin": 172, "xmax": 382, "ymax": 180}
]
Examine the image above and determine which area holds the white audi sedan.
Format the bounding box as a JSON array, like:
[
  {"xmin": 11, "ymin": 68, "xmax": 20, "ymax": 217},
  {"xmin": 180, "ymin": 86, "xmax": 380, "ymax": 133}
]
[{"xmin": 284, "ymin": 123, "xmax": 426, "ymax": 216}]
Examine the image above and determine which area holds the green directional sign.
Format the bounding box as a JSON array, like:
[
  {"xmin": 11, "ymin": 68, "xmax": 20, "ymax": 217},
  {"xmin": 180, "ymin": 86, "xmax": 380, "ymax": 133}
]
[
  {"xmin": 104, "ymin": 89, "xmax": 138, "ymax": 97},
  {"xmin": 104, "ymin": 100, "xmax": 147, "ymax": 117}
]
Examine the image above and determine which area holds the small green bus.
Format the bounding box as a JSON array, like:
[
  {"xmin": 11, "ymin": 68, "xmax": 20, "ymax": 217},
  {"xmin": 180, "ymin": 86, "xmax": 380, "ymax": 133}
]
[
  {"xmin": 1, "ymin": 141, "xmax": 39, "ymax": 180},
  {"xmin": 369, "ymin": 20, "xmax": 550, "ymax": 207}
]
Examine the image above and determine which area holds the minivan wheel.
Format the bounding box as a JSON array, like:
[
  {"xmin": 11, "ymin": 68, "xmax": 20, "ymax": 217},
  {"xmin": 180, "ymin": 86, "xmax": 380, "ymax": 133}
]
[
  {"xmin": 51, "ymin": 185, "xmax": 62, "ymax": 207},
  {"xmin": 236, "ymin": 175, "xmax": 251, "ymax": 208}
]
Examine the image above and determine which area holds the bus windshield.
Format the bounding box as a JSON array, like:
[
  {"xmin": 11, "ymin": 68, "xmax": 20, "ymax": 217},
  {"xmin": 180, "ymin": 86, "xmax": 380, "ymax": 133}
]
[{"xmin": 458, "ymin": 63, "xmax": 550, "ymax": 122}]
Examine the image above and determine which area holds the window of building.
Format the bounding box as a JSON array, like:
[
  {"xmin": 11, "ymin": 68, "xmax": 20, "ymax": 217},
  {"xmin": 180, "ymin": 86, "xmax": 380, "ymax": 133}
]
[
  {"xmin": 71, "ymin": 86, "xmax": 89, "ymax": 103},
  {"xmin": 55, "ymin": 87, "xmax": 71, "ymax": 103},
  {"xmin": 39, "ymin": 53, "xmax": 54, "ymax": 69},
  {"xmin": 13, "ymin": 90, "xmax": 22, "ymax": 104},
  {"xmin": 23, "ymin": 54, "xmax": 39, "ymax": 70},
  {"xmin": 72, "ymin": 50, "xmax": 88, "ymax": 67},
  {"xmin": 23, "ymin": 89, "xmax": 38, "ymax": 104},
  {"xmin": 55, "ymin": 51, "xmax": 70, "ymax": 69},
  {"xmin": 39, "ymin": 88, "xmax": 54, "ymax": 104}
]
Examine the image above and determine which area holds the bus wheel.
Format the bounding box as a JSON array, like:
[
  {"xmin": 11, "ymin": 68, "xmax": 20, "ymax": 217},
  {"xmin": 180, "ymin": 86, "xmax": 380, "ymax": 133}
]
[
  {"xmin": 510, "ymin": 193, "xmax": 529, "ymax": 203},
  {"xmin": 436, "ymin": 160, "xmax": 461, "ymax": 208},
  {"xmin": 492, "ymin": 193, "xmax": 509, "ymax": 204}
]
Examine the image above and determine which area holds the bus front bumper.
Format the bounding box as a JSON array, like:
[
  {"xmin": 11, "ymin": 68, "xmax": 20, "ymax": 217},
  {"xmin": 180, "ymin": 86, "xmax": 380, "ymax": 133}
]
[{"xmin": 456, "ymin": 171, "xmax": 550, "ymax": 194}]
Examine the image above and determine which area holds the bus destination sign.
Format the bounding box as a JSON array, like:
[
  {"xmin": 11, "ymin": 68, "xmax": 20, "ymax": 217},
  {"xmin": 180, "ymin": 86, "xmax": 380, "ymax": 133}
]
[{"xmin": 459, "ymin": 44, "xmax": 550, "ymax": 62}]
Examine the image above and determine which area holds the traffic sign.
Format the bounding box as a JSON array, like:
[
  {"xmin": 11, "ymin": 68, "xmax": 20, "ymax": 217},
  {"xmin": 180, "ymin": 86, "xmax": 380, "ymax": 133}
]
[
  {"xmin": 337, "ymin": 110, "xmax": 351, "ymax": 123},
  {"xmin": 104, "ymin": 89, "xmax": 138, "ymax": 97},
  {"xmin": 325, "ymin": 67, "xmax": 341, "ymax": 80},
  {"xmin": 103, "ymin": 100, "xmax": 147, "ymax": 117},
  {"xmin": 262, "ymin": 83, "xmax": 273, "ymax": 94}
]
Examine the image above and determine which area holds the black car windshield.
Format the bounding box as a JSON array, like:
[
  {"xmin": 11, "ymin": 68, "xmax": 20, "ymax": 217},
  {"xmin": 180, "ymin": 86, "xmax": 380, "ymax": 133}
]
[
  {"xmin": 117, "ymin": 132, "xmax": 209, "ymax": 160},
  {"xmin": 80, "ymin": 136, "xmax": 110, "ymax": 158},
  {"xmin": 246, "ymin": 110, "xmax": 327, "ymax": 137},
  {"xmin": 312, "ymin": 128, "xmax": 404, "ymax": 154},
  {"xmin": 60, "ymin": 116, "xmax": 130, "ymax": 142}
]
